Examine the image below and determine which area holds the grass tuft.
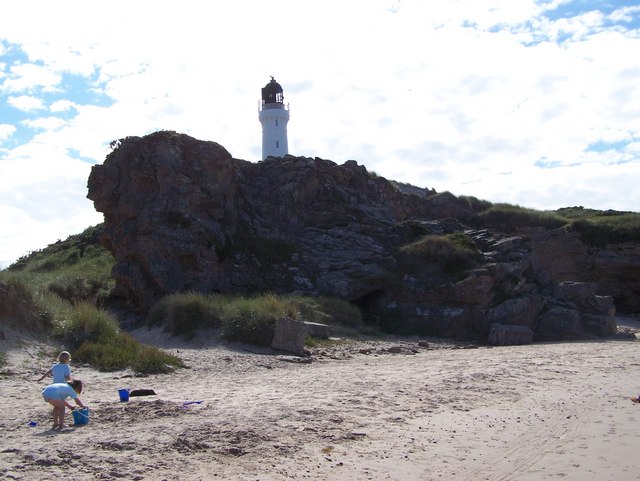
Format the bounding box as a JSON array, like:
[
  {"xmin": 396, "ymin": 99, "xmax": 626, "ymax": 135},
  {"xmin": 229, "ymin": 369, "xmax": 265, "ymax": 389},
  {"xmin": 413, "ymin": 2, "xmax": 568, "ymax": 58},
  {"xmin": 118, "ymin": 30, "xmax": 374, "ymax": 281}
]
[
  {"xmin": 147, "ymin": 291, "xmax": 225, "ymax": 339},
  {"xmin": 567, "ymin": 213, "xmax": 640, "ymax": 247},
  {"xmin": 74, "ymin": 331, "xmax": 183, "ymax": 373},
  {"xmin": 400, "ymin": 233, "xmax": 481, "ymax": 273},
  {"xmin": 219, "ymin": 294, "xmax": 291, "ymax": 346},
  {"xmin": 472, "ymin": 204, "xmax": 567, "ymax": 231},
  {"xmin": 1, "ymin": 224, "xmax": 184, "ymax": 375},
  {"xmin": 60, "ymin": 303, "xmax": 183, "ymax": 373},
  {"xmin": 147, "ymin": 292, "xmax": 363, "ymax": 347}
]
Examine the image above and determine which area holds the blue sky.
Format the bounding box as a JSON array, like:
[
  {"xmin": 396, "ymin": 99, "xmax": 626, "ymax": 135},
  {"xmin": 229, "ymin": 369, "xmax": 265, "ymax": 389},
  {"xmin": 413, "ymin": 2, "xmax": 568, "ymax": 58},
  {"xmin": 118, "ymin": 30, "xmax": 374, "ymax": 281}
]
[{"xmin": 1, "ymin": 0, "xmax": 639, "ymax": 268}]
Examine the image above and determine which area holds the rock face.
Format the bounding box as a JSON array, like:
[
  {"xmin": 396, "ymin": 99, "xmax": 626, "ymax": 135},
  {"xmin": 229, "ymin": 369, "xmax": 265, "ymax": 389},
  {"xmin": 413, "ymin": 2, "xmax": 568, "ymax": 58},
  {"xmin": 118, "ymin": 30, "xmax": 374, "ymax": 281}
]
[{"xmin": 87, "ymin": 131, "xmax": 635, "ymax": 343}]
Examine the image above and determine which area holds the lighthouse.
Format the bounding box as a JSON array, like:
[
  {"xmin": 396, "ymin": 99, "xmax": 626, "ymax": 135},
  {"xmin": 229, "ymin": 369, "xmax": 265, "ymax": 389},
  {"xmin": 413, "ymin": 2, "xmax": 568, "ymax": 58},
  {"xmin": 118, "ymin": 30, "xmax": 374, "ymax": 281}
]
[{"xmin": 259, "ymin": 77, "xmax": 289, "ymax": 160}]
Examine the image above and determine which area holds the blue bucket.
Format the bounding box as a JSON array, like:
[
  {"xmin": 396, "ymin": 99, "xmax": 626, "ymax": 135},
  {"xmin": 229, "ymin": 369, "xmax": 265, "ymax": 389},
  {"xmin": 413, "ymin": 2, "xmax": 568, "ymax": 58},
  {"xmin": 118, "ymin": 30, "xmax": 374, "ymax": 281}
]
[
  {"xmin": 118, "ymin": 388, "xmax": 130, "ymax": 402},
  {"xmin": 72, "ymin": 407, "xmax": 89, "ymax": 426}
]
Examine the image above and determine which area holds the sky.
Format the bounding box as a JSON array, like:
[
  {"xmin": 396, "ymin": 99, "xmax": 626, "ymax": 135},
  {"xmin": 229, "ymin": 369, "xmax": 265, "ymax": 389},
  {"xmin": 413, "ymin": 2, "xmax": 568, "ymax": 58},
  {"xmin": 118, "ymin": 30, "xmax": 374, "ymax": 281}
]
[{"xmin": 1, "ymin": 0, "xmax": 639, "ymax": 268}]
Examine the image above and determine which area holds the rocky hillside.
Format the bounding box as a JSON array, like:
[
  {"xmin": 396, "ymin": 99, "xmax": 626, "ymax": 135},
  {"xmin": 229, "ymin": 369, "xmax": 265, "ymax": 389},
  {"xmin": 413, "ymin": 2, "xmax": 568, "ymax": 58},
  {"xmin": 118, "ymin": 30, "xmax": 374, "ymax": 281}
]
[{"xmin": 87, "ymin": 131, "xmax": 639, "ymax": 343}]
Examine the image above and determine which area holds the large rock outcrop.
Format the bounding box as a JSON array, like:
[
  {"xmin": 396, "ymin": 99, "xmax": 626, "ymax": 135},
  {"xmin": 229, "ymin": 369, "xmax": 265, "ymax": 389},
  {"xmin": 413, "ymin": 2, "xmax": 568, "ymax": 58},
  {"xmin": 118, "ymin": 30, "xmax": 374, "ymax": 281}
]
[{"xmin": 87, "ymin": 131, "xmax": 633, "ymax": 342}]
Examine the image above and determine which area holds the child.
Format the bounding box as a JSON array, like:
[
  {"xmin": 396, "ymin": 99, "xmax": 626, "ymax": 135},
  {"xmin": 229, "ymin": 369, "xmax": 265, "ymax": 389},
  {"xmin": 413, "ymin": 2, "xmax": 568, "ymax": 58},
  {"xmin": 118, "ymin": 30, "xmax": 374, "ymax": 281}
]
[
  {"xmin": 42, "ymin": 380, "xmax": 86, "ymax": 430},
  {"xmin": 38, "ymin": 351, "xmax": 72, "ymax": 384}
]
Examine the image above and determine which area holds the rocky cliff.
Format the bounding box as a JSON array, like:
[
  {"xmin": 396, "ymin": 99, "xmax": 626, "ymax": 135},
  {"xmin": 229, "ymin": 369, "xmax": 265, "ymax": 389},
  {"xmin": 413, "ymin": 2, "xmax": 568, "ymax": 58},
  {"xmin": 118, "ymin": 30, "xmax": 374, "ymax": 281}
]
[{"xmin": 87, "ymin": 131, "xmax": 638, "ymax": 342}]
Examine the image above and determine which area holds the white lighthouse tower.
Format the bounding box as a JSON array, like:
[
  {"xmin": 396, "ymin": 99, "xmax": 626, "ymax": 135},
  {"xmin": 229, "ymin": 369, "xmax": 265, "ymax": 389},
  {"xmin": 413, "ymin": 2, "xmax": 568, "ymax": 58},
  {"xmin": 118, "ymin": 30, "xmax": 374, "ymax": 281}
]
[{"xmin": 259, "ymin": 77, "xmax": 289, "ymax": 159}]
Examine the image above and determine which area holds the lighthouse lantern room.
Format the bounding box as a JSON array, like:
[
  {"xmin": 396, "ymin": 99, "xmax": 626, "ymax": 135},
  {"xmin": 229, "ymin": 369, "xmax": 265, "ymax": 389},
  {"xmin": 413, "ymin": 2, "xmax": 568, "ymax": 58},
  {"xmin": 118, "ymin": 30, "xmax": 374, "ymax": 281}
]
[{"xmin": 259, "ymin": 77, "xmax": 289, "ymax": 160}]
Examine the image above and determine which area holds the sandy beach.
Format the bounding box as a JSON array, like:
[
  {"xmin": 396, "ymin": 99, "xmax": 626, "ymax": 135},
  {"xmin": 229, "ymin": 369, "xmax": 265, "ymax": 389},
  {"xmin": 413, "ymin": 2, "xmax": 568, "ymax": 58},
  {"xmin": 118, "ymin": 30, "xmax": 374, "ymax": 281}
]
[{"xmin": 1, "ymin": 321, "xmax": 639, "ymax": 481}]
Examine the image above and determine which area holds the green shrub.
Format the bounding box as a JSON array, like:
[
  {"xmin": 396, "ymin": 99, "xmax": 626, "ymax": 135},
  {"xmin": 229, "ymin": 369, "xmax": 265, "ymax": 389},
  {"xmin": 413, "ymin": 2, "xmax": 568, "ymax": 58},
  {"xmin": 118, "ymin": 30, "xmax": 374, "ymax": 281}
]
[
  {"xmin": 459, "ymin": 195, "xmax": 493, "ymax": 213},
  {"xmin": 400, "ymin": 233, "xmax": 481, "ymax": 273},
  {"xmin": 58, "ymin": 304, "xmax": 182, "ymax": 373},
  {"xmin": 6, "ymin": 225, "xmax": 115, "ymax": 300},
  {"xmin": 75, "ymin": 332, "xmax": 183, "ymax": 373},
  {"xmin": 220, "ymin": 295, "xmax": 286, "ymax": 346},
  {"xmin": 56, "ymin": 302, "xmax": 120, "ymax": 348},
  {"xmin": 222, "ymin": 310, "xmax": 276, "ymax": 346},
  {"xmin": 569, "ymin": 214, "xmax": 640, "ymax": 247},
  {"xmin": 472, "ymin": 204, "xmax": 567, "ymax": 231},
  {"xmin": 47, "ymin": 275, "xmax": 107, "ymax": 303},
  {"xmin": 147, "ymin": 292, "xmax": 364, "ymax": 346},
  {"xmin": 147, "ymin": 292, "xmax": 225, "ymax": 338},
  {"xmin": 1, "ymin": 226, "xmax": 183, "ymax": 374},
  {"xmin": 291, "ymin": 296, "xmax": 362, "ymax": 328},
  {"xmin": 130, "ymin": 343, "xmax": 183, "ymax": 374},
  {"xmin": 74, "ymin": 339, "xmax": 132, "ymax": 371},
  {"xmin": 148, "ymin": 292, "xmax": 298, "ymax": 346},
  {"xmin": 0, "ymin": 275, "xmax": 54, "ymax": 331}
]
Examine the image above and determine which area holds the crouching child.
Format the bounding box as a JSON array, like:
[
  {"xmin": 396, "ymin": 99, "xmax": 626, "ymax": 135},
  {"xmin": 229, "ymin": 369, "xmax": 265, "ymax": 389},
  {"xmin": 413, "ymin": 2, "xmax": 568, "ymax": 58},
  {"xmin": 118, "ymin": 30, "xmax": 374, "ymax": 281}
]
[{"xmin": 42, "ymin": 380, "xmax": 86, "ymax": 430}]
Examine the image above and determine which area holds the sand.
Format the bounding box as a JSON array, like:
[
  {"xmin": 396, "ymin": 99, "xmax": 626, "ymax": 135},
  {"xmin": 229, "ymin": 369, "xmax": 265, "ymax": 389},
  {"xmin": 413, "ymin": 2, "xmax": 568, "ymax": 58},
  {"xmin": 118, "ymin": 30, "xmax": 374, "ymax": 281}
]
[{"xmin": 1, "ymin": 320, "xmax": 639, "ymax": 481}]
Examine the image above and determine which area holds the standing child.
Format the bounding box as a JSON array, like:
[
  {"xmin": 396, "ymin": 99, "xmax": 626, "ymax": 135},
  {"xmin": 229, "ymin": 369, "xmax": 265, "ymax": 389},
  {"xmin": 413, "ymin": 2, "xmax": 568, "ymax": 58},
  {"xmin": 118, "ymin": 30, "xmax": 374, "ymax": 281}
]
[
  {"xmin": 42, "ymin": 380, "xmax": 86, "ymax": 430},
  {"xmin": 38, "ymin": 351, "xmax": 72, "ymax": 383}
]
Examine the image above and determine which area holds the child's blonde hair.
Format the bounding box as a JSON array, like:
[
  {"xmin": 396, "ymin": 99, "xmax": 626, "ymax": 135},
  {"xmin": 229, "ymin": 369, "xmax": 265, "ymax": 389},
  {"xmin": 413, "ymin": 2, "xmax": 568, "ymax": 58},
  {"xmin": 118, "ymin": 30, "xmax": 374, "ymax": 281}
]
[{"xmin": 58, "ymin": 351, "xmax": 71, "ymax": 363}]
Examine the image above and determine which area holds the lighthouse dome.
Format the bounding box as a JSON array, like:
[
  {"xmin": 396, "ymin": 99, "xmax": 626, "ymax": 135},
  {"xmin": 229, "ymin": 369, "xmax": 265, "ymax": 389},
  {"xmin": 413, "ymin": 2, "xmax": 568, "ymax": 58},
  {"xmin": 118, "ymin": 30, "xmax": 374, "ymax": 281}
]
[{"xmin": 261, "ymin": 77, "xmax": 284, "ymax": 104}]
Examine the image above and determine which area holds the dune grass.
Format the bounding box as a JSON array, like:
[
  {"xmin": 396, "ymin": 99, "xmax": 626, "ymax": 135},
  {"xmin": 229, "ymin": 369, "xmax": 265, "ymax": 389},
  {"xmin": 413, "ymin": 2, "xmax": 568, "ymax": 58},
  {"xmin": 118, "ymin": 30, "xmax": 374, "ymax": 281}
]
[
  {"xmin": 566, "ymin": 212, "xmax": 640, "ymax": 247},
  {"xmin": 471, "ymin": 203, "xmax": 567, "ymax": 231},
  {"xmin": 220, "ymin": 295, "xmax": 291, "ymax": 346},
  {"xmin": 400, "ymin": 232, "xmax": 481, "ymax": 273},
  {"xmin": 0, "ymin": 225, "xmax": 182, "ymax": 374},
  {"xmin": 470, "ymin": 203, "xmax": 640, "ymax": 246},
  {"xmin": 5, "ymin": 224, "xmax": 114, "ymax": 304},
  {"xmin": 147, "ymin": 292, "xmax": 363, "ymax": 346},
  {"xmin": 46, "ymin": 300, "xmax": 183, "ymax": 373},
  {"xmin": 147, "ymin": 291, "xmax": 227, "ymax": 339}
]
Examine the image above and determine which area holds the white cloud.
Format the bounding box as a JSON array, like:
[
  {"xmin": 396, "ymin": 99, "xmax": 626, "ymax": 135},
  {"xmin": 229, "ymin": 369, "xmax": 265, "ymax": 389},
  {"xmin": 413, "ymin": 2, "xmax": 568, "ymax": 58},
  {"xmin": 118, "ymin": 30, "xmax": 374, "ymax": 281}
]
[
  {"xmin": 7, "ymin": 94, "xmax": 45, "ymax": 111},
  {"xmin": 0, "ymin": 144, "xmax": 77, "ymax": 190},
  {"xmin": 1, "ymin": 63, "xmax": 61, "ymax": 93},
  {"xmin": 50, "ymin": 99, "xmax": 76, "ymax": 113},
  {"xmin": 610, "ymin": 5, "xmax": 640, "ymax": 24},
  {"xmin": 0, "ymin": 0, "xmax": 639, "ymax": 267},
  {"xmin": 0, "ymin": 144, "xmax": 103, "ymax": 268},
  {"xmin": 22, "ymin": 116, "xmax": 67, "ymax": 131},
  {"xmin": 0, "ymin": 195, "xmax": 103, "ymax": 269},
  {"xmin": 0, "ymin": 124, "xmax": 16, "ymax": 142}
]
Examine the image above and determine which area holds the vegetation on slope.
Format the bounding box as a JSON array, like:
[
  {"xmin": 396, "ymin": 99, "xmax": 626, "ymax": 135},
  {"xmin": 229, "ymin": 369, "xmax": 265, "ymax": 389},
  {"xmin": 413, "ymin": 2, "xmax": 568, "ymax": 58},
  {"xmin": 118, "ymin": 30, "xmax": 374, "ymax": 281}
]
[
  {"xmin": 1, "ymin": 225, "xmax": 363, "ymax": 367},
  {"xmin": 0, "ymin": 225, "xmax": 181, "ymax": 373},
  {"xmin": 2, "ymin": 199, "xmax": 638, "ymax": 365},
  {"xmin": 400, "ymin": 232, "xmax": 481, "ymax": 274},
  {"xmin": 6, "ymin": 224, "xmax": 114, "ymax": 304},
  {"xmin": 466, "ymin": 203, "xmax": 640, "ymax": 246},
  {"xmin": 557, "ymin": 207, "xmax": 640, "ymax": 247},
  {"xmin": 146, "ymin": 291, "xmax": 363, "ymax": 345}
]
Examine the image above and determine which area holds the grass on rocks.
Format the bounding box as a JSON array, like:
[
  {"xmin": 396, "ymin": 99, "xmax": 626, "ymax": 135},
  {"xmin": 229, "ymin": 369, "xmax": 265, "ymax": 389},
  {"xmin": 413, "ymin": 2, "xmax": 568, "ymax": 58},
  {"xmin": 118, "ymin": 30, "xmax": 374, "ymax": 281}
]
[{"xmin": 147, "ymin": 292, "xmax": 363, "ymax": 347}]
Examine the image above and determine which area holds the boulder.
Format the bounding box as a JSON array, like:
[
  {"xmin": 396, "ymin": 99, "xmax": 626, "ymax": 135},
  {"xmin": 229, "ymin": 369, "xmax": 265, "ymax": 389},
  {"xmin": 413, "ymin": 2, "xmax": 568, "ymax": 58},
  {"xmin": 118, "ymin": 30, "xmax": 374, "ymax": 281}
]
[
  {"xmin": 535, "ymin": 305, "xmax": 583, "ymax": 341},
  {"xmin": 451, "ymin": 270, "xmax": 495, "ymax": 306},
  {"xmin": 581, "ymin": 313, "xmax": 617, "ymax": 337},
  {"xmin": 553, "ymin": 281, "xmax": 616, "ymax": 336},
  {"xmin": 486, "ymin": 295, "xmax": 545, "ymax": 329},
  {"xmin": 271, "ymin": 317, "xmax": 308, "ymax": 356},
  {"xmin": 488, "ymin": 323, "xmax": 533, "ymax": 346},
  {"xmin": 553, "ymin": 282, "xmax": 610, "ymax": 312}
]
